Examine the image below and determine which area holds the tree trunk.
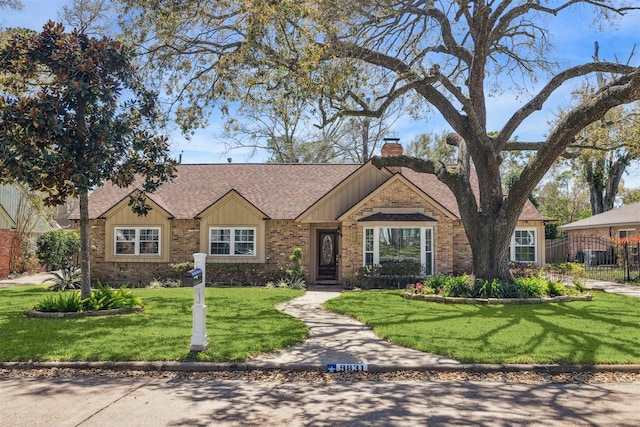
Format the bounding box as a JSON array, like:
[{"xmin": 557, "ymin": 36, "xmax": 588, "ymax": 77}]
[
  {"xmin": 463, "ymin": 208, "xmax": 516, "ymax": 283},
  {"xmin": 79, "ymin": 188, "xmax": 91, "ymax": 299}
]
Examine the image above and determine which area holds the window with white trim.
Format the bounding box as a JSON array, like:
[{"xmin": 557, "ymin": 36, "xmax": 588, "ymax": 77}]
[
  {"xmin": 510, "ymin": 228, "xmax": 536, "ymax": 263},
  {"xmin": 114, "ymin": 227, "xmax": 160, "ymax": 255},
  {"xmin": 209, "ymin": 227, "xmax": 256, "ymax": 256},
  {"xmin": 619, "ymin": 229, "xmax": 637, "ymax": 239},
  {"xmin": 363, "ymin": 226, "xmax": 433, "ymax": 275}
]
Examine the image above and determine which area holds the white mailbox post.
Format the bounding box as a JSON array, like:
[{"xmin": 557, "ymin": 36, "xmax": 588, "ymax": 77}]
[{"xmin": 190, "ymin": 252, "xmax": 209, "ymax": 351}]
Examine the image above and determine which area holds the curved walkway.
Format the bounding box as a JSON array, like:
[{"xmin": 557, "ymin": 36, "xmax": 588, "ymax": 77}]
[
  {"xmin": 249, "ymin": 280, "xmax": 640, "ymax": 370},
  {"xmin": 249, "ymin": 289, "xmax": 460, "ymax": 368}
]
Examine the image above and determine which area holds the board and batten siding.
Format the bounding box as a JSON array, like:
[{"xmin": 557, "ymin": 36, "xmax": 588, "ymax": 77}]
[
  {"xmin": 104, "ymin": 199, "xmax": 171, "ymax": 263},
  {"xmin": 198, "ymin": 192, "xmax": 266, "ymax": 263},
  {"xmin": 298, "ymin": 164, "xmax": 390, "ymax": 223}
]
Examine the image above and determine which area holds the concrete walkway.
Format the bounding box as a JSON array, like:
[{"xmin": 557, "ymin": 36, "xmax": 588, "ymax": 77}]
[
  {"xmin": 249, "ymin": 289, "xmax": 460, "ymax": 368},
  {"xmin": 0, "ymin": 271, "xmax": 57, "ymax": 288}
]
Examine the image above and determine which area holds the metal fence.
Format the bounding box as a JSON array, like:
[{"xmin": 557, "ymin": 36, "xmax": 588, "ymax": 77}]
[{"xmin": 545, "ymin": 236, "xmax": 640, "ymax": 283}]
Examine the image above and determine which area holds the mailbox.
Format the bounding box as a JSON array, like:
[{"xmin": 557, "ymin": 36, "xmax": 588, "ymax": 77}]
[{"xmin": 182, "ymin": 268, "xmax": 203, "ymax": 287}]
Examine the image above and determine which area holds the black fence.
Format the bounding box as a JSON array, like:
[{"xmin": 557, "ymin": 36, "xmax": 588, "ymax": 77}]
[{"xmin": 545, "ymin": 236, "xmax": 640, "ymax": 283}]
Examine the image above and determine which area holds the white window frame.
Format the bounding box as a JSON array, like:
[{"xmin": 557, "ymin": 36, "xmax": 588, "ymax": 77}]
[
  {"xmin": 510, "ymin": 228, "xmax": 537, "ymax": 263},
  {"xmin": 209, "ymin": 227, "xmax": 256, "ymax": 257},
  {"xmin": 362, "ymin": 226, "xmax": 434, "ymax": 276},
  {"xmin": 619, "ymin": 229, "xmax": 637, "ymax": 239},
  {"xmin": 114, "ymin": 227, "xmax": 161, "ymax": 256}
]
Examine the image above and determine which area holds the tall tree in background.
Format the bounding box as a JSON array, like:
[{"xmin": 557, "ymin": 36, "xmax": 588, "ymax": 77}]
[
  {"xmin": 570, "ymin": 84, "xmax": 640, "ymax": 215},
  {"xmin": 58, "ymin": 0, "xmax": 115, "ymax": 37},
  {"xmin": 0, "ymin": 22, "xmax": 176, "ymax": 297},
  {"xmin": 117, "ymin": 1, "xmax": 640, "ymax": 282}
]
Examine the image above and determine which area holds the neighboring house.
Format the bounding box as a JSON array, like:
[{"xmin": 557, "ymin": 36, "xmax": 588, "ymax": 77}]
[
  {"xmin": 69, "ymin": 143, "xmax": 550, "ymax": 285},
  {"xmin": 0, "ymin": 184, "xmax": 54, "ymax": 278},
  {"xmin": 559, "ymin": 202, "xmax": 640, "ymax": 240}
]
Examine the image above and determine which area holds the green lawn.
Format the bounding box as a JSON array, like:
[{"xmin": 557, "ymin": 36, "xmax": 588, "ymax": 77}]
[
  {"xmin": 324, "ymin": 290, "xmax": 640, "ymax": 364},
  {"xmin": 0, "ymin": 286, "xmax": 306, "ymax": 362}
]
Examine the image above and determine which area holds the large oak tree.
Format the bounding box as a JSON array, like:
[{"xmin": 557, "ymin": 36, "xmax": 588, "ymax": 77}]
[
  {"xmin": 0, "ymin": 22, "xmax": 176, "ymax": 297},
  {"xmin": 118, "ymin": 0, "xmax": 640, "ymax": 282}
]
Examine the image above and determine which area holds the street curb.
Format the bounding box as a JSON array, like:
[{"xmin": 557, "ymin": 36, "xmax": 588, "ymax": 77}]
[{"xmin": 3, "ymin": 361, "xmax": 640, "ymax": 374}]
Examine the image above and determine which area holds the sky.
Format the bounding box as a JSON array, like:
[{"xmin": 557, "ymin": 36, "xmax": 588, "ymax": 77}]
[{"xmin": 2, "ymin": 1, "xmax": 640, "ymax": 187}]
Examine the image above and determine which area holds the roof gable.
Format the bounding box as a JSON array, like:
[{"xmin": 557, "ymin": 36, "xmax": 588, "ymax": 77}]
[
  {"xmin": 296, "ymin": 162, "xmax": 392, "ymax": 222},
  {"xmin": 338, "ymin": 173, "xmax": 458, "ymax": 221},
  {"xmin": 196, "ymin": 189, "xmax": 269, "ymax": 220},
  {"xmin": 101, "ymin": 190, "xmax": 173, "ymax": 220}
]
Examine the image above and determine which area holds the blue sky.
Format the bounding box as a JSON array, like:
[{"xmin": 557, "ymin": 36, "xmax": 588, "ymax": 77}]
[{"xmin": 2, "ymin": 1, "xmax": 640, "ymax": 187}]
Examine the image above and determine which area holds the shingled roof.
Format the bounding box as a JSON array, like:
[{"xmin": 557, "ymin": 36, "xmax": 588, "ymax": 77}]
[
  {"xmin": 72, "ymin": 163, "xmax": 550, "ymax": 222},
  {"xmin": 559, "ymin": 202, "xmax": 640, "ymax": 231}
]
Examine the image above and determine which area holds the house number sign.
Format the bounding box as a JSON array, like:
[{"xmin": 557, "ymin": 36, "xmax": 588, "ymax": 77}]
[{"xmin": 326, "ymin": 363, "xmax": 368, "ymax": 373}]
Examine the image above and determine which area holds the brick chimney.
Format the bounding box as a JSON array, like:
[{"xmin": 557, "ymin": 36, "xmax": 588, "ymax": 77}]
[
  {"xmin": 380, "ymin": 138, "xmax": 403, "ymax": 173},
  {"xmin": 381, "ymin": 138, "xmax": 403, "ymax": 157}
]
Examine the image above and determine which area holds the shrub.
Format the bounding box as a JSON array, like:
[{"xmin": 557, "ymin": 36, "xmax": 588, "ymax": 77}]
[
  {"xmin": 543, "ymin": 280, "xmax": 567, "ymax": 297},
  {"xmin": 475, "ymin": 278, "xmax": 503, "ymax": 299},
  {"xmin": 444, "ymin": 274, "xmax": 472, "ymax": 297},
  {"xmin": 513, "ymin": 276, "xmax": 544, "ymax": 298},
  {"xmin": 352, "ymin": 260, "xmax": 424, "ymax": 289},
  {"xmin": 34, "ymin": 291, "xmax": 84, "ymax": 312},
  {"xmin": 34, "ymin": 283, "xmax": 143, "ymax": 313},
  {"xmin": 424, "ymin": 275, "xmax": 449, "ymax": 294},
  {"xmin": 36, "ymin": 230, "xmax": 80, "ymax": 269},
  {"xmin": 285, "ymin": 248, "xmax": 305, "ymax": 283}
]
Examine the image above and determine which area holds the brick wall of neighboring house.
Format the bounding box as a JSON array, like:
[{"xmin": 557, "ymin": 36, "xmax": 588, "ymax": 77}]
[
  {"xmin": 0, "ymin": 229, "xmax": 15, "ymax": 279},
  {"xmin": 567, "ymin": 226, "xmax": 640, "ymax": 241},
  {"xmin": 265, "ymin": 220, "xmax": 311, "ymax": 279},
  {"xmin": 340, "ymin": 178, "xmax": 464, "ymax": 278}
]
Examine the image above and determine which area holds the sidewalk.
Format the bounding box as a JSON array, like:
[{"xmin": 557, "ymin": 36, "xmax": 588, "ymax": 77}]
[{"xmin": 0, "ymin": 271, "xmax": 57, "ymax": 288}]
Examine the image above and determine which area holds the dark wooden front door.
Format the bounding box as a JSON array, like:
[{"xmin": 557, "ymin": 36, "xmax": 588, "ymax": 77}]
[{"xmin": 317, "ymin": 230, "xmax": 338, "ymax": 280}]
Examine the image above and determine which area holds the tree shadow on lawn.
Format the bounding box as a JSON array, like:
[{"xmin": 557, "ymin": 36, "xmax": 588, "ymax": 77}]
[
  {"xmin": 0, "ymin": 289, "xmax": 306, "ymax": 362},
  {"xmin": 331, "ymin": 290, "xmax": 640, "ymax": 364}
]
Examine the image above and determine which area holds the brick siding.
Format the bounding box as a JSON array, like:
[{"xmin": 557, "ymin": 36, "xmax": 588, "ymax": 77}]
[{"xmin": 0, "ymin": 229, "xmax": 15, "ymax": 279}]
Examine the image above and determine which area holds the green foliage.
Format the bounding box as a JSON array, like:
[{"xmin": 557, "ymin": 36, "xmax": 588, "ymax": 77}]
[
  {"xmin": 48, "ymin": 266, "xmax": 83, "ymax": 291},
  {"xmin": 548, "ymin": 262, "xmax": 586, "ymax": 278},
  {"xmin": 0, "ymin": 21, "xmax": 177, "ymax": 207},
  {"xmin": 207, "ymin": 263, "xmax": 277, "ymax": 286},
  {"xmin": 285, "ymin": 248, "xmax": 305, "ymax": 282},
  {"xmin": 543, "ymin": 281, "xmax": 567, "ymax": 297},
  {"xmin": 443, "ymin": 274, "xmax": 472, "ymax": 297},
  {"xmin": 84, "ymin": 283, "xmax": 143, "ymax": 311},
  {"xmin": 513, "ymin": 276, "xmax": 544, "ymax": 298},
  {"xmin": 34, "ymin": 291, "xmax": 85, "ymax": 312},
  {"xmin": 36, "ymin": 230, "xmax": 80, "ymax": 269},
  {"xmin": 35, "ymin": 283, "xmax": 143, "ymax": 313},
  {"xmin": 352, "ymin": 260, "xmax": 424, "ymax": 289},
  {"xmin": 476, "ymin": 278, "xmax": 504, "ymax": 299}
]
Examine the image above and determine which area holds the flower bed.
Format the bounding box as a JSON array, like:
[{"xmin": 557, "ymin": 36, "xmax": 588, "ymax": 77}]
[{"xmin": 25, "ymin": 306, "xmax": 143, "ymax": 318}]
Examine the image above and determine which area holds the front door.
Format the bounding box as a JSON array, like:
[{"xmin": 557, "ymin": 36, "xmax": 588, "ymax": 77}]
[{"xmin": 317, "ymin": 230, "xmax": 338, "ymax": 281}]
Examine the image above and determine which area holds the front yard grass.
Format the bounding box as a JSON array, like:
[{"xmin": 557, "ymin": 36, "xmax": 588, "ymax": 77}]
[
  {"xmin": 324, "ymin": 290, "xmax": 640, "ymax": 364},
  {"xmin": 0, "ymin": 286, "xmax": 306, "ymax": 362}
]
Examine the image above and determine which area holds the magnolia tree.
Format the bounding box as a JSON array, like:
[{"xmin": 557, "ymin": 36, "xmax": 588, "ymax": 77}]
[
  {"xmin": 0, "ymin": 22, "xmax": 176, "ymax": 297},
  {"xmin": 117, "ymin": 1, "xmax": 640, "ymax": 282}
]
